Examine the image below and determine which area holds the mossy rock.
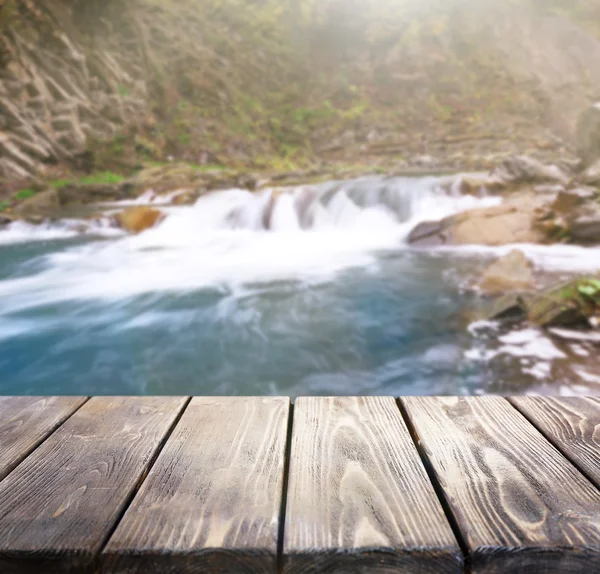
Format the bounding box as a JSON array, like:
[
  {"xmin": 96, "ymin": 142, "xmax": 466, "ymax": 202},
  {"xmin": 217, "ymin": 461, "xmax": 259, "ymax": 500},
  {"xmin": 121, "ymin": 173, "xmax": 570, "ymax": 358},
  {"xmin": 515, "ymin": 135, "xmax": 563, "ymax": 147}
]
[
  {"xmin": 489, "ymin": 277, "xmax": 600, "ymax": 328},
  {"xmin": 527, "ymin": 278, "xmax": 600, "ymax": 327},
  {"xmin": 489, "ymin": 291, "xmax": 534, "ymax": 322}
]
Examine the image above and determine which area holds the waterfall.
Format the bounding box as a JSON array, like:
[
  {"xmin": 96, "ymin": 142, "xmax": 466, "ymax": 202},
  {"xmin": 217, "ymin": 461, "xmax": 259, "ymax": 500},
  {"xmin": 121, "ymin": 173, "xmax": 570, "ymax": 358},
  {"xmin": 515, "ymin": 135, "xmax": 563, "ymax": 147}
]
[{"xmin": 184, "ymin": 175, "xmax": 500, "ymax": 235}]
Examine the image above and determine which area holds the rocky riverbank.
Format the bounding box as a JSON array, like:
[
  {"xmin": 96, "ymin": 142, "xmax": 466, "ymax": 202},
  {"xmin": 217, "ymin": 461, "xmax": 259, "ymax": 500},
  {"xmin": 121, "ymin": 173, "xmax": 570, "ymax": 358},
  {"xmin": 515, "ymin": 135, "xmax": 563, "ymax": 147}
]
[{"xmin": 2, "ymin": 99, "xmax": 600, "ymax": 355}]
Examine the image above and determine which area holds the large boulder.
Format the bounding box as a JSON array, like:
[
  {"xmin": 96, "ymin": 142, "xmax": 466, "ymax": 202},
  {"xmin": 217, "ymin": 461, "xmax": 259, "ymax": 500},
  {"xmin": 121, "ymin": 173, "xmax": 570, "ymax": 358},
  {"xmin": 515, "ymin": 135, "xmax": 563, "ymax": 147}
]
[
  {"xmin": 477, "ymin": 250, "xmax": 535, "ymax": 295},
  {"xmin": 576, "ymin": 103, "xmax": 600, "ymax": 168},
  {"xmin": 114, "ymin": 206, "xmax": 164, "ymax": 234},
  {"xmin": 408, "ymin": 193, "xmax": 548, "ymax": 247}
]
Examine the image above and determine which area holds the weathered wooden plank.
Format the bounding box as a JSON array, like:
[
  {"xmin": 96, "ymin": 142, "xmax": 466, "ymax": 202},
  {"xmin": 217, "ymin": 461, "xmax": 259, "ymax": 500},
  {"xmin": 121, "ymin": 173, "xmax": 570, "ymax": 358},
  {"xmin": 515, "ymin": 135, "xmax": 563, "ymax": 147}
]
[
  {"xmin": 283, "ymin": 396, "xmax": 462, "ymax": 574},
  {"xmin": 511, "ymin": 396, "xmax": 600, "ymax": 488},
  {"xmin": 0, "ymin": 396, "xmax": 87, "ymax": 481},
  {"xmin": 103, "ymin": 397, "xmax": 290, "ymax": 574},
  {"xmin": 0, "ymin": 396, "xmax": 188, "ymax": 574},
  {"xmin": 402, "ymin": 396, "xmax": 600, "ymax": 574}
]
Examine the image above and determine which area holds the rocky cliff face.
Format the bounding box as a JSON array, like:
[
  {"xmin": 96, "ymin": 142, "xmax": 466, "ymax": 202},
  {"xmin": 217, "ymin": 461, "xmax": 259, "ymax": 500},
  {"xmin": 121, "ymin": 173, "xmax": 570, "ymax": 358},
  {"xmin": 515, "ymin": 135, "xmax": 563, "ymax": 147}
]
[
  {"xmin": 0, "ymin": 1, "xmax": 147, "ymax": 182},
  {"xmin": 2, "ymin": 0, "xmax": 600, "ymax": 185}
]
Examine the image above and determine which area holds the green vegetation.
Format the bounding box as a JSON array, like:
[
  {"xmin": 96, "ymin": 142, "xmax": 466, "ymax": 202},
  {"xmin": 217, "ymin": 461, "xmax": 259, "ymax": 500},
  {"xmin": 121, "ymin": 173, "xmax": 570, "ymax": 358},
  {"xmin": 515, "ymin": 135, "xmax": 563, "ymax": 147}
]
[
  {"xmin": 0, "ymin": 201, "xmax": 9, "ymax": 212},
  {"xmin": 79, "ymin": 172, "xmax": 125, "ymax": 185},
  {"xmin": 578, "ymin": 278, "xmax": 600, "ymax": 299},
  {"xmin": 3, "ymin": 0, "xmax": 600, "ymax": 175},
  {"xmin": 14, "ymin": 189, "xmax": 36, "ymax": 200},
  {"xmin": 51, "ymin": 179, "xmax": 73, "ymax": 189},
  {"xmin": 48, "ymin": 172, "xmax": 124, "ymax": 189}
]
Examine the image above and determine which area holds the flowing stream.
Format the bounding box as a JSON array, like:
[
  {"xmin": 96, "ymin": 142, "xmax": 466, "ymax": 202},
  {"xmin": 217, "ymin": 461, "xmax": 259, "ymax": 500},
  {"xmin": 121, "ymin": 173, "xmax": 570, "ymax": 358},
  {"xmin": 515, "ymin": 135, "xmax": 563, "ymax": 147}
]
[{"xmin": 1, "ymin": 175, "xmax": 599, "ymax": 395}]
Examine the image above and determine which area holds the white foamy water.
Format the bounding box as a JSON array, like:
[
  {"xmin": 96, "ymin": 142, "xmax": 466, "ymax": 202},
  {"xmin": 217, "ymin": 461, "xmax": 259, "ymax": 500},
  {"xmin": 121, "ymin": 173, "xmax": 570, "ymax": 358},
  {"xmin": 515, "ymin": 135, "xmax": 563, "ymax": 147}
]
[
  {"xmin": 0, "ymin": 174, "xmax": 599, "ymax": 312},
  {"xmin": 0, "ymin": 176, "xmax": 499, "ymax": 309},
  {"xmin": 0, "ymin": 218, "xmax": 123, "ymax": 245}
]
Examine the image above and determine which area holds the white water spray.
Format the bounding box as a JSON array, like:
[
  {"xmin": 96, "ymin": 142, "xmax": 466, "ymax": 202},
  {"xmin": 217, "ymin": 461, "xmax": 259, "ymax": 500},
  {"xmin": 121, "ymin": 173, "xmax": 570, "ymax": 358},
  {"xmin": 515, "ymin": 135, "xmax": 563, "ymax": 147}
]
[{"xmin": 0, "ymin": 175, "xmax": 598, "ymax": 313}]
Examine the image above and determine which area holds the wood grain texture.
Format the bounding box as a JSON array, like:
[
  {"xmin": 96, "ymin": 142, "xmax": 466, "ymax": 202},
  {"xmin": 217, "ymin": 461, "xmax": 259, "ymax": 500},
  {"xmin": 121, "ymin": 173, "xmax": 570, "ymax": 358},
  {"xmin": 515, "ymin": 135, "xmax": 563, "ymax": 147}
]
[
  {"xmin": 0, "ymin": 396, "xmax": 188, "ymax": 574},
  {"xmin": 0, "ymin": 396, "xmax": 87, "ymax": 481},
  {"xmin": 283, "ymin": 397, "xmax": 462, "ymax": 574},
  {"xmin": 103, "ymin": 397, "xmax": 290, "ymax": 574},
  {"xmin": 403, "ymin": 396, "xmax": 600, "ymax": 574},
  {"xmin": 510, "ymin": 397, "xmax": 600, "ymax": 489}
]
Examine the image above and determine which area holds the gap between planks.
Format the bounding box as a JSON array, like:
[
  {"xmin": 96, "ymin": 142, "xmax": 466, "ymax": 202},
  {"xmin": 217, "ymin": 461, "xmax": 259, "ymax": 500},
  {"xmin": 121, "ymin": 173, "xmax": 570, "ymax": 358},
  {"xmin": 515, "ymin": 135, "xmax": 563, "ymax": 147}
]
[
  {"xmin": 277, "ymin": 402, "xmax": 294, "ymax": 574},
  {"xmin": 95, "ymin": 396, "xmax": 193, "ymax": 558},
  {"xmin": 0, "ymin": 396, "xmax": 91, "ymax": 483},
  {"xmin": 508, "ymin": 397, "xmax": 600, "ymax": 491},
  {"xmin": 396, "ymin": 398, "xmax": 472, "ymax": 572}
]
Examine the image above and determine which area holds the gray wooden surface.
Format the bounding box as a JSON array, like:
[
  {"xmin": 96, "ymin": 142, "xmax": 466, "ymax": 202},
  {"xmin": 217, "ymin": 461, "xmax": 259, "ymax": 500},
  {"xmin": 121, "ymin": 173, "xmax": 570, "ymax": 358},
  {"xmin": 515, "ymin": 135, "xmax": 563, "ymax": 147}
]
[
  {"xmin": 1, "ymin": 395, "xmax": 600, "ymax": 574},
  {"xmin": 0, "ymin": 396, "xmax": 87, "ymax": 481},
  {"xmin": 511, "ymin": 396, "xmax": 600, "ymax": 488},
  {"xmin": 103, "ymin": 397, "xmax": 290, "ymax": 574},
  {"xmin": 283, "ymin": 396, "xmax": 462, "ymax": 574},
  {"xmin": 0, "ymin": 397, "xmax": 187, "ymax": 574},
  {"xmin": 402, "ymin": 396, "xmax": 600, "ymax": 574}
]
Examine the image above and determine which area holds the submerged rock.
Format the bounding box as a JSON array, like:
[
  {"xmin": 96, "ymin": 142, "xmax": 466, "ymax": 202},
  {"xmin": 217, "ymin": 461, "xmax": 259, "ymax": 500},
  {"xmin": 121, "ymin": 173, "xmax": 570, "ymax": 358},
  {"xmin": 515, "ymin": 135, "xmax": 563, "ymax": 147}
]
[
  {"xmin": 114, "ymin": 206, "xmax": 164, "ymax": 233},
  {"xmin": 477, "ymin": 250, "xmax": 535, "ymax": 295},
  {"xmin": 576, "ymin": 103, "xmax": 600, "ymax": 168}
]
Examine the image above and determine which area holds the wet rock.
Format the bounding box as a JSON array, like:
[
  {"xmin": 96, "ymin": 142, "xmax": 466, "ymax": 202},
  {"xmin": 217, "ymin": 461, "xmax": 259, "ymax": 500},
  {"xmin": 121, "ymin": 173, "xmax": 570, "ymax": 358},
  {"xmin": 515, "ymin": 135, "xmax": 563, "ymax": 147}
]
[
  {"xmin": 0, "ymin": 213, "xmax": 14, "ymax": 227},
  {"xmin": 477, "ymin": 250, "xmax": 535, "ymax": 295},
  {"xmin": 551, "ymin": 187, "xmax": 597, "ymax": 213},
  {"xmin": 580, "ymin": 158, "xmax": 600, "ymax": 186},
  {"xmin": 12, "ymin": 188, "xmax": 60, "ymax": 216},
  {"xmin": 576, "ymin": 103, "xmax": 600, "ymax": 167},
  {"xmin": 114, "ymin": 206, "xmax": 164, "ymax": 234},
  {"xmin": 450, "ymin": 200, "xmax": 546, "ymax": 245},
  {"xmin": 25, "ymin": 214, "xmax": 45, "ymax": 225},
  {"xmin": 457, "ymin": 174, "xmax": 506, "ymax": 196},
  {"xmin": 527, "ymin": 279, "xmax": 597, "ymax": 328},
  {"xmin": 407, "ymin": 220, "xmax": 449, "ymax": 246},
  {"xmin": 490, "ymin": 277, "xmax": 600, "ymax": 328},
  {"xmin": 494, "ymin": 155, "xmax": 570, "ymax": 186},
  {"xmin": 489, "ymin": 292, "xmax": 533, "ymax": 321},
  {"xmin": 569, "ymin": 212, "xmax": 600, "ymax": 244}
]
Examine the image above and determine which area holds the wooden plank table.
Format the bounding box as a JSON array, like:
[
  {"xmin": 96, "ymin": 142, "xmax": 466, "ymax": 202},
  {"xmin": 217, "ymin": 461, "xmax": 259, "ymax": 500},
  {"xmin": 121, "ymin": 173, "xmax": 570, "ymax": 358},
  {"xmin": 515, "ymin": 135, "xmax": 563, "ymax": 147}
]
[{"xmin": 0, "ymin": 396, "xmax": 598, "ymax": 573}]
